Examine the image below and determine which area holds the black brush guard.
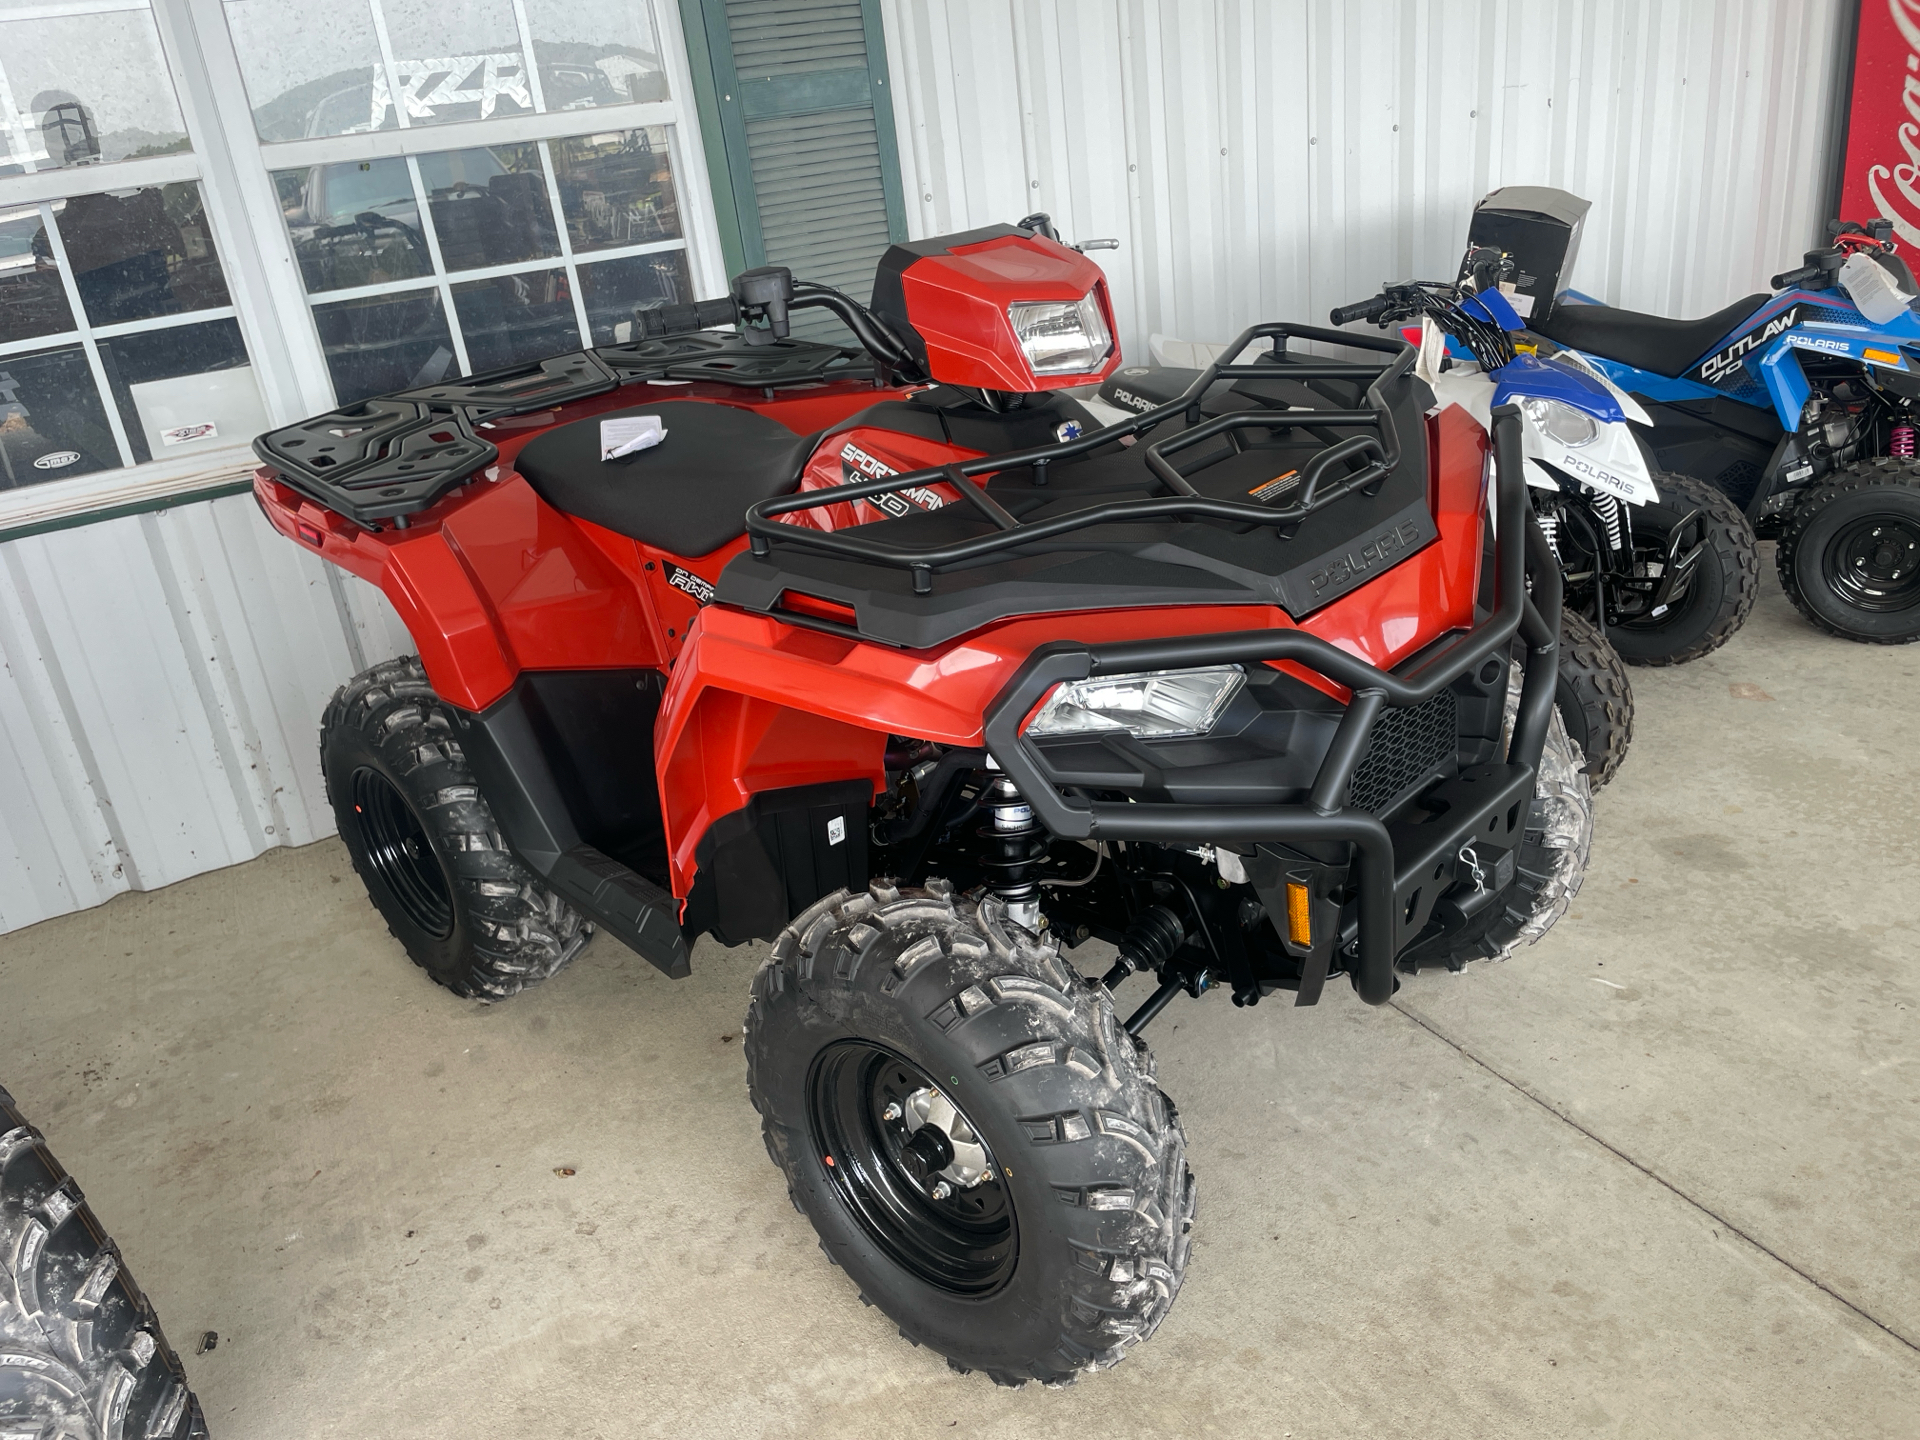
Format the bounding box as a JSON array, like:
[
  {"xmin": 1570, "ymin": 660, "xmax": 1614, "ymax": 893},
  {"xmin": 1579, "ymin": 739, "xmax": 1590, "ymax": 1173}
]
[
  {"xmin": 980, "ymin": 405, "xmax": 1559, "ymax": 1007},
  {"xmin": 743, "ymin": 322, "xmax": 1412, "ymax": 593}
]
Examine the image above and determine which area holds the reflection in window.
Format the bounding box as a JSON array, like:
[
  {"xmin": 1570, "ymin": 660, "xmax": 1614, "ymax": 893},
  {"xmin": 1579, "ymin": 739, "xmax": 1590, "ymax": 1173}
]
[
  {"xmin": 0, "ymin": 11, "xmax": 191, "ymax": 173},
  {"xmin": 312, "ymin": 287, "xmax": 459, "ymax": 405},
  {"xmin": 418, "ymin": 146, "xmax": 559, "ymax": 270},
  {"xmin": 0, "ymin": 205, "xmax": 75, "ymax": 344},
  {"xmin": 51, "ymin": 183, "xmax": 231, "ymax": 327},
  {"xmin": 221, "ymin": 0, "xmax": 389, "ymax": 140},
  {"xmin": 577, "ymin": 250, "xmax": 690, "ymax": 345},
  {"xmin": 0, "ymin": 346, "xmax": 119, "ymax": 488},
  {"xmin": 97, "ymin": 320, "xmax": 267, "ymax": 466},
  {"xmin": 451, "ymin": 269, "xmax": 581, "ymax": 372},
  {"xmin": 276, "ymin": 158, "xmax": 431, "ymax": 293},
  {"xmin": 522, "ymin": 0, "xmax": 668, "ymax": 107},
  {"xmin": 551, "ymin": 129, "xmax": 680, "ymax": 254}
]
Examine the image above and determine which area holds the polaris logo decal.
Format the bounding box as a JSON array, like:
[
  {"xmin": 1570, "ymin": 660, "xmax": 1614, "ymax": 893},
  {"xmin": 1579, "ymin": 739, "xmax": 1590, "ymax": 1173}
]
[
  {"xmin": 1695, "ymin": 305, "xmax": 1803, "ymax": 385},
  {"xmin": 839, "ymin": 440, "xmax": 947, "ymax": 518},
  {"xmin": 1108, "ymin": 387, "xmax": 1155, "ymax": 413},
  {"xmin": 666, "ymin": 564, "xmax": 715, "ymax": 606},
  {"xmin": 1308, "ymin": 519, "xmax": 1424, "ymax": 593}
]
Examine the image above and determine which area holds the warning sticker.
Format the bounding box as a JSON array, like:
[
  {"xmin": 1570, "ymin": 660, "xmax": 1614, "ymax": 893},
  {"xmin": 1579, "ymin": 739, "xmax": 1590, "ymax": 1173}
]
[{"xmin": 1248, "ymin": 470, "xmax": 1300, "ymax": 504}]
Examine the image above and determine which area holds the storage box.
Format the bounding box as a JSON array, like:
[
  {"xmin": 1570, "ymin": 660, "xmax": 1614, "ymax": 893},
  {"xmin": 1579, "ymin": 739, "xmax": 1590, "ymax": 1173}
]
[{"xmin": 1461, "ymin": 186, "xmax": 1591, "ymax": 324}]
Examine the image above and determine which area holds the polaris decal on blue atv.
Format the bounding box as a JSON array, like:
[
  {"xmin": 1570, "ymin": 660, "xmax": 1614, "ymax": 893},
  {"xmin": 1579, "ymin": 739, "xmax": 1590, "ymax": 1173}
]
[{"xmin": 1694, "ymin": 303, "xmax": 1806, "ymax": 385}]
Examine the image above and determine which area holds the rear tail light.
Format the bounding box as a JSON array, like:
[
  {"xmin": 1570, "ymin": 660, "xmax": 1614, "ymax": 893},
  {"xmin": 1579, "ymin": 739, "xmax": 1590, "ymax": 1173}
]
[{"xmin": 295, "ymin": 520, "xmax": 326, "ymax": 548}]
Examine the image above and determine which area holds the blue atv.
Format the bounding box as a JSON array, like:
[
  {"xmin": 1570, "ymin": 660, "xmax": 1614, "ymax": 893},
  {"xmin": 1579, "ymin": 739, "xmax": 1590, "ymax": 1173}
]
[{"xmin": 1530, "ymin": 218, "xmax": 1920, "ymax": 645}]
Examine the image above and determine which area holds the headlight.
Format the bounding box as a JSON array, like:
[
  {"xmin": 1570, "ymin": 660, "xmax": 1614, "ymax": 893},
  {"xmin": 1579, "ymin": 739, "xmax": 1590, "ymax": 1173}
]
[
  {"xmin": 1009, "ymin": 292, "xmax": 1113, "ymax": 375},
  {"xmin": 1521, "ymin": 396, "xmax": 1599, "ymax": 447},
  {"xmin": 1026, "ymin": 667, "xmax": 1245, "ymax": 739}
]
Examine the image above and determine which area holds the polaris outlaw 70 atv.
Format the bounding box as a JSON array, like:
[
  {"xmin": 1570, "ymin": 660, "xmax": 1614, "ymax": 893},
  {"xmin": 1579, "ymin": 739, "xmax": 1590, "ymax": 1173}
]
[{"xmin": 254, "ymin": 218, "xmax": 1608, "ymax": 1386}]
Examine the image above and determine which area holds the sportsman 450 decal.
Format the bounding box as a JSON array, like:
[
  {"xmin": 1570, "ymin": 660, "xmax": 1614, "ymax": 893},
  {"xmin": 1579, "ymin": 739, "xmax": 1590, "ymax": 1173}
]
[
  {"xmin": 1694, "ymin": 305, "xmax": 1804, "ymax": 386},
  {"xmin": 840, "ymin": 440, "xmax": 949, "ymax": 518}
]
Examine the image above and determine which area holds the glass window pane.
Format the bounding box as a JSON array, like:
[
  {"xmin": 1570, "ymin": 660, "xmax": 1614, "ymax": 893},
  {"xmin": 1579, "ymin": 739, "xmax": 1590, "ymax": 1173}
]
[
  {"xmin": 450, "ymin": 268, "xmax": 581, "ymax": 371},
  {"xmin": 418, "ymin": 145, "xmax": 558, "ymax": 270},
  {"xmin": 97, "ymin": 319, "xmax": 266, "ymax": 465},
  {"xmin": 576, "ymin": 250, "xmax": 691, "ymax": 346},
  {"xmin": 0, "ymin": 346, "xmax": 119, "ymax": 487},
  {"xmin": 53, "ymin": 182, "xmax": 231, "ymax": 327},
  {"xmin": 378, "ymin": 0, "xmax": 533, "ymax": 129},
  {"xmin": 0, "ymin": 204, "xmax": 75, "ymax": 344},
  {"xmin": 312, "ymin": 287, "xmax": 458, "ymax": 405},
  {"xmin": 523, "ymin": 0, "xmax": 669, "ymax": 108},
  {"xmin": 551, "ymin": 129, "xmax": 681, "ymax": 254},
  {"xmin": 0, "ymin": 11, "xmax": 190, "ymax": 173},
  {"xmin": 221, "ymin": 0, "xmax": 390, "ymax": 141},
  {"xmin": 276, "ymin": 157, "xmax": 431, "ymax": 293}
]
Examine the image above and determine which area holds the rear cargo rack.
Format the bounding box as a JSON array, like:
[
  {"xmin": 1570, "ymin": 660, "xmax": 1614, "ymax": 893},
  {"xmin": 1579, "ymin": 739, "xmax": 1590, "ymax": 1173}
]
[
  {"xmin": 743, "ymin": 323, "xmax": 1415, "ymax": 593},
  {"xmin": 253, "ymin": 333, "xmax": 872, "ymax": 527}
]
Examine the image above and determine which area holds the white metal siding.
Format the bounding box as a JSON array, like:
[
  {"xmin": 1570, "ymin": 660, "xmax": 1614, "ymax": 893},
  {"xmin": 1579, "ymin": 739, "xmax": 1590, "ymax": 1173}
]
[
  {"xmin": 0, "ymin": 496, "xmax": 411, "ymax": 933},
  {"xmin": 878, "ymin": 0, "xmax": 1847, "ymax": 363}
]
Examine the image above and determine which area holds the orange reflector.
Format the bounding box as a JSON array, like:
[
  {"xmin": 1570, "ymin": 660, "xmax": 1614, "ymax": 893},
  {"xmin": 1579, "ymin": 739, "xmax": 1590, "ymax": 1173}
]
[
  {"xmin": 1865, "ymin": 347, "xmax": 1904, "ymax": 366},
  {"xmin": 1285, "ymin": 882, "xmax": 1312, "ymax": 947}
]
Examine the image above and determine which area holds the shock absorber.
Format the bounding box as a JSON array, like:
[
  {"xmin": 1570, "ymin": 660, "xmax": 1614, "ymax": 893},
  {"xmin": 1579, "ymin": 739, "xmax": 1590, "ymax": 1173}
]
[
  {"xmin": 977, "ymin": 768, "xmax": 1049, "ymax": 933},
  {"xmin": 1537, "ymin": 509, "xmax": 1561, "ymax": 561},
  {"xmin": 1893, "ymin": 422, "xmax": 1915, "ymax": 458},
  {"xmin": 1591, "ymin": 492, "xmax": 1625, "ymax": 552}
]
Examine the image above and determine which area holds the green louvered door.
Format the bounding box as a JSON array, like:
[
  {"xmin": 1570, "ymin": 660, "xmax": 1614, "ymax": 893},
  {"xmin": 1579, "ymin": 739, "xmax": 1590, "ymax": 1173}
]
[{"xmin": 683, "ymin": 0, "xmax": 907, "ymax": 306}]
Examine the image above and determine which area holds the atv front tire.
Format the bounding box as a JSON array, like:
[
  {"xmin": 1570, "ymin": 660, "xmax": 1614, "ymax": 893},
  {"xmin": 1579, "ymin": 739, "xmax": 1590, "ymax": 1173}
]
[
  {"xmin": 745, "ymin": 883, "xmax": 1195, "ymax": 1386},
  {"xmin": 1775, "ymin": 459, "xmax": 1920, "ymax": 644},
  {"xmin": 322, "ymin": 656, "xmax": 590, "ymax": 999},
  {"xmin": 1605, "ymin": 472, "xmax": 1758, "ymax": 666},
  {"xmin": 1, "ymin": 1085, "xmax": 208, "ymax": 1440},
  {"xmin": 1553, "ymin": 609, "xmax": 1634, "ymax": 787}
]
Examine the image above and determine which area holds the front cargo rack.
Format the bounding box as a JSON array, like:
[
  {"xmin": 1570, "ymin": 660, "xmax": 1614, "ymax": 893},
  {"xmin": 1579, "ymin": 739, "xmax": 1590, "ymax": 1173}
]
[
  {"xmin": 253, "ymin": 332, "xmax": 873, "ymax": 527},
  {"xmin": 742, "ymin": 322, "xmax": 1415, "ymax": 594}
]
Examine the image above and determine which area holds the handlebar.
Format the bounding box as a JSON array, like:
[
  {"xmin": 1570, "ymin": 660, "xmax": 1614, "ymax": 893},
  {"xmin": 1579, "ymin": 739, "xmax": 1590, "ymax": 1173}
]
[
  {"xmin": 630, "ymin": 296, "xmax": 741, "ymax": 340},
  {"xmin": 1330, "ymin": 295, "xmax": 1394, "ymax": 327},
  {"xmin": 1771, "ymin": 263, "xmax": 1824, "ymax": 291}
]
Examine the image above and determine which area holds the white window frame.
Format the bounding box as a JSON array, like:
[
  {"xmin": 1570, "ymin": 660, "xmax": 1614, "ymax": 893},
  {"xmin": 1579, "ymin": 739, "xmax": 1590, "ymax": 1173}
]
[{"xmin": 0, "ymin": 0, "xmax": 728, "ymax": 535}]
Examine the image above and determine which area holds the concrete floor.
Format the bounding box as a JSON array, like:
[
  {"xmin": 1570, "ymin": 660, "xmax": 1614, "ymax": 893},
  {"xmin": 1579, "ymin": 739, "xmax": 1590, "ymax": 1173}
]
[{"xmin": 3, "ymin": 562, "xmax": 1918, "ymax": 1439}]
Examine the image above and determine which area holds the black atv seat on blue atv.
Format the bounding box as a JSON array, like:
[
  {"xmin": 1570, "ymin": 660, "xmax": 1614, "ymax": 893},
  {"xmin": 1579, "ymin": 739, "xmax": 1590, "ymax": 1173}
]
[{"xmin": 1532, "ymin": 292, "xmax": 1770, "ymax": 378}]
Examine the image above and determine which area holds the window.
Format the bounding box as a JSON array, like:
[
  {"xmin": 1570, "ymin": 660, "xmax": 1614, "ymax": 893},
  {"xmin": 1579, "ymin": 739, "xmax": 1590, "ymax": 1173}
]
[{"xmin": 0, "ymin": 0, "xmax": 720, "ymax": 530}]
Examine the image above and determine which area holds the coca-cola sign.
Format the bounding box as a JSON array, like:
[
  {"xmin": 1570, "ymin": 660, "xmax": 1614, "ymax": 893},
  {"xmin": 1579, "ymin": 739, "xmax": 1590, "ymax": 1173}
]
[{"xmin": 1840, "ymin": 1, "xmax": 1920, "ymax": 242}]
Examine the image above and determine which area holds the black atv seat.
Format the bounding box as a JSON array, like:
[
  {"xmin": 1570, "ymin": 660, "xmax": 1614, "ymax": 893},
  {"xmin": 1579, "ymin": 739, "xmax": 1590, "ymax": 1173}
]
[
  {"xmin": 1534, "ymin": 293, "xmax": 1770, "ymax": 379},
  {"xmin": 513, "ymin": 399, "xmax": 815, "ymax": 558}
]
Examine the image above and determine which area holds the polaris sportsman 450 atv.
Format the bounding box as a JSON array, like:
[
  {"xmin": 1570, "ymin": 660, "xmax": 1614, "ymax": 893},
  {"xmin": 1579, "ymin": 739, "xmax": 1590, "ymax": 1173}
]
[
  {"xmin": 1525, "ymin": 212, "xmax": 1920, "ymax": 645},
  {"xmin": 253, "ymin": 218, "xmax": 1604, "ymax": 1386}
]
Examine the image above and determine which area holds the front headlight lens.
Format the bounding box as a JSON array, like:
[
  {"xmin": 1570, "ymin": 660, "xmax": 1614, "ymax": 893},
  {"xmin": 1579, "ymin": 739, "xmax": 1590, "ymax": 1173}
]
[
  {"xmin": 1009, "ymin": 291, "xmax": 1114, "ymax": 375},
  {"xmin": 1026, "ymin": 667, "xmax": 1245, "ymax": 739},
  {"xmin": 1521, "ymin": 396, "xmax": 1599, "ymax": 447}
]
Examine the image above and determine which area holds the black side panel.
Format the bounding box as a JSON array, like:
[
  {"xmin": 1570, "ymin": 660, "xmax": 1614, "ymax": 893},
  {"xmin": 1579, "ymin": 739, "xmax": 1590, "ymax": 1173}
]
[
  {"xmin": 454, "ymin": 669, "xmax": 689, "ymax": 978},
  {"xmin": 1638, "ymin": 399, "xmax": 1782, "ymax": 508},
  {"xmin": 681, "ymin": 780, "xmax": 874, "ymax": 946}
]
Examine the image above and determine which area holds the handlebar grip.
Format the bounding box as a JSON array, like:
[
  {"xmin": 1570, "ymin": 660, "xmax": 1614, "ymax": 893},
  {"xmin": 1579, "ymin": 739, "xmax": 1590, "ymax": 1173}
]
[
  {"xmin": 633, "ymin": 296, "xmax": 740, "ymax": 339},
  {"xmin": 1329, "ymin": 295, "xmax": 1393, "ymax": 327},
  {"xmin": 1771, "ymin": 264, "xmax": 1822, "ymax": 291}
]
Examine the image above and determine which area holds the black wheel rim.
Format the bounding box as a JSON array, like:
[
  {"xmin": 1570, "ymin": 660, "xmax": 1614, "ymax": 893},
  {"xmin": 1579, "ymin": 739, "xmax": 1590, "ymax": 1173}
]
[
  {"xmin": 807, "ymin": 1041, "xmax": 1016, "ymax": 1296},
  {"xmin": 1821, "ymin": 512, "xmax": 1920, "ymax": 614},
  {"xmin": 350, "ymin": 767, "xmax": 453, "ymax": 938}
]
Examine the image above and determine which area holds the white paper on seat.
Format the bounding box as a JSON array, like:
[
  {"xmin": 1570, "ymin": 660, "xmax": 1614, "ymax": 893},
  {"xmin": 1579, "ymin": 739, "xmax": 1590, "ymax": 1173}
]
[{"xmin": 601, "ymin": 414, "xmax": 668, "ymax": 459}]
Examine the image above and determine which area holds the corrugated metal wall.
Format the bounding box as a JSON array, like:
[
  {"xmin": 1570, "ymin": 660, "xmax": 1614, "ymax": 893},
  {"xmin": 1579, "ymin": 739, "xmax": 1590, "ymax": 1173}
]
[
  {"xmin": 0, "ymin": 496, "xmax": 411, "ymax": 933},
  {"xmin": 0, "ymin": 0, "xmax": 1848, "ymax": 933},
  {"xmin": 878, "ymin": 0, "xmax": 1848, "ymax": 364}
]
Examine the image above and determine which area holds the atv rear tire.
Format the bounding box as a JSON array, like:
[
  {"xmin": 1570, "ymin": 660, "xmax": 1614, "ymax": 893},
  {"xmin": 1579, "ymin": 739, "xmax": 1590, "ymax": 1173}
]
[
  {"xmin": 321, "ymin": 656, "xmax": 590, "ymax": 1000},
  {"xmin": 745, "ymin": 883, "xmax": 1194, "ymax": 1387},
  {"xmin": 1, "ymin": 1085, "xmax": 208, "ymax": 1440},
  {"xmin": 1775, "ymin": 460, "xmax": 1920, "ymax": 644},
  {"xmin": 1554, "ymin": 609, "xmax": 1634, "ymax": 787},
  {"xmin": 1605, "ymin": 472, "xmax": 1758, "ymax": 666}
]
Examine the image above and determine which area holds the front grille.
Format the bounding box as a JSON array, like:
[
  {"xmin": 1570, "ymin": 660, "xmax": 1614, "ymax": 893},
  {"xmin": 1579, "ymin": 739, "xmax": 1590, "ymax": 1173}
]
[{"xmin": 1348, "ymin": 690, "xmax": 1457, "ymax": 813}]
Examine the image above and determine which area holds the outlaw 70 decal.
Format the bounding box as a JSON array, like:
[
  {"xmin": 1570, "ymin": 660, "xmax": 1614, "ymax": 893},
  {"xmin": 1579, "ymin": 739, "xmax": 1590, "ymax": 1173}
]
[{"xmin": 1693, "ymin": 304, "xmax": 1804, "ymax": 386}]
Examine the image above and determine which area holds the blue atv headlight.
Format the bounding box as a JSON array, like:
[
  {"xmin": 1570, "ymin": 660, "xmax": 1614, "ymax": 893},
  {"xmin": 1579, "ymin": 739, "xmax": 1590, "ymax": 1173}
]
[{"xmin": 1522, "ymin": 396, "xmax": 1599, "ymax": 447}]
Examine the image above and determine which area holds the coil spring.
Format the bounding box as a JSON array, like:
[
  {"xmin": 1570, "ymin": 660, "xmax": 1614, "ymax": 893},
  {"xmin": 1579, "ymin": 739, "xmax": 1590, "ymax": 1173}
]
[
  {"xmin": 1893, "ymin": 423, "xmax": 1915, "ymax": 458},
  {"xmin": 1592, "ymin": 492, "xmax": 1624, "ymax": 552},
  {"xmin": 1537, "ymin": 510, "xmax": 1561, "ymax": 560}
]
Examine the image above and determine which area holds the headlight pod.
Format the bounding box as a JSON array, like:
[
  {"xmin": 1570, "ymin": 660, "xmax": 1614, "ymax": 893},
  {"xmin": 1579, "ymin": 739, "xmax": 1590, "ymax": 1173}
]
[
  {"xmin": 1008, "ymin": 292, "xmax": 1113, "ymax": 375},
  {"xmin": 1026, "ymin": 666, "xmax": 1245, "ymax": 740},
  {"xmin": 1521, "ymin": 396, "xmax": 1599, "ymax": 447}
]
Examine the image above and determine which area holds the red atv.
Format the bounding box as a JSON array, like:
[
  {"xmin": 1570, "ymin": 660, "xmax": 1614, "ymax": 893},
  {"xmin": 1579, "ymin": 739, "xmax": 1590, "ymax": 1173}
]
[{"xmin": 253, "ymin": 217, "xmax": 1600, "ymax": 1386}]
